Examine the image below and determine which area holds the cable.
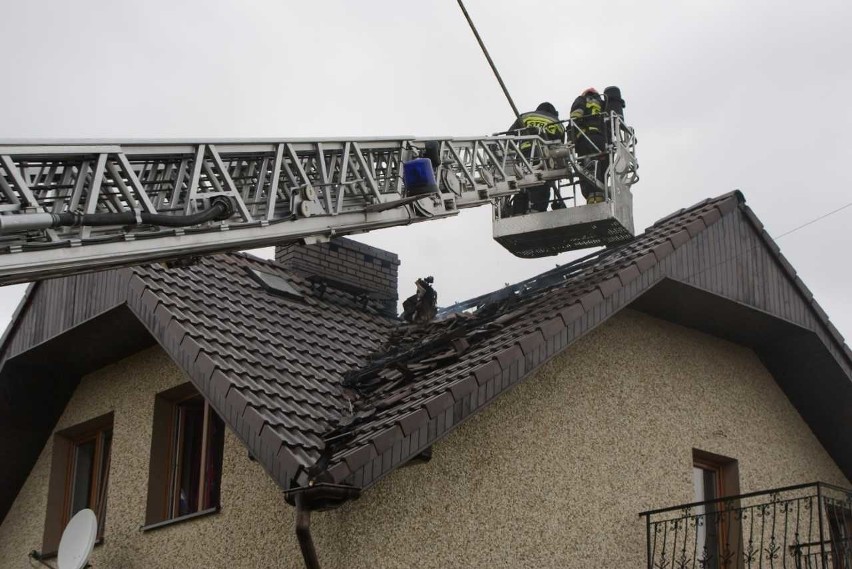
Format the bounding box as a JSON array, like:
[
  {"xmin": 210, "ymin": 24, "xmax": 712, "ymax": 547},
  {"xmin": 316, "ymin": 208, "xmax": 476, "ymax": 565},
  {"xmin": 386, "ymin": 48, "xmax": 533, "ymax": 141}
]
[
  {"xmin": 774, "ymin": 200, "xmax": 852, "ymax": 240},
  {"xmin": 456, "ymin": 0, "xmax": 521, "ymax": 120}
]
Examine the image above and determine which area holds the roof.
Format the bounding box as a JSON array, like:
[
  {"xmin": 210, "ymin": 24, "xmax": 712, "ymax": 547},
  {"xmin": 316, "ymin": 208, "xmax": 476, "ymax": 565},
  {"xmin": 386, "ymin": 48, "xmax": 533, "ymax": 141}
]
[{"xmin": 1, "ymin": 191, "xmax": 850, "ymax": 519}]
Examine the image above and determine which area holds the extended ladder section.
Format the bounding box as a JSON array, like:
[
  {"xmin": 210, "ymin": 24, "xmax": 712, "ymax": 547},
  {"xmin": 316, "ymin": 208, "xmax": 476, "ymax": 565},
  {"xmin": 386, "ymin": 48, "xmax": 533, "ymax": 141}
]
[{"xmin": 0, "ymin": 116, "xmax": 637, "ymax": 285}]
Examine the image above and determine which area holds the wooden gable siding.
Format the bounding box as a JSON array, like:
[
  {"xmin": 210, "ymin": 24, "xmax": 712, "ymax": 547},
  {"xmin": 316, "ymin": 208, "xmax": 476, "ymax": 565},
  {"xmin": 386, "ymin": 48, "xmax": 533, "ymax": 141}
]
[
  {"xmin": 671, "ymin": 211, "xmax": 850, "ymax": 376},
  {"xmin": 2, "ymin": 269, "xmax": 132, "ymax": 362}
]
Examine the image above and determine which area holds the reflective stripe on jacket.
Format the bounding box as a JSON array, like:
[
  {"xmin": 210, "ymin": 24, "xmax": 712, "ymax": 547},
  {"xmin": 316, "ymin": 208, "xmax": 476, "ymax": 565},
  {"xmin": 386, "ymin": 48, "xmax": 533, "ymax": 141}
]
[
  {"xmin": 570, "ymin": 94, "xmax": 605, "ymax": 136},
  {"xmin": 509, "ymin": 112, "xmax": 565, "ymax": 141}
]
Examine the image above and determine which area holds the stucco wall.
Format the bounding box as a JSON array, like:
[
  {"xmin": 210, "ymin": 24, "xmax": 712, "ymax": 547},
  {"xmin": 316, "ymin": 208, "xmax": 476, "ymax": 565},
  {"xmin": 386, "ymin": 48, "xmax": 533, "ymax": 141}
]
[
  {"xmin": 0, "ymin": 346, "xmax": 329, "ymax": 569},
  {"xmin": 0, "ymin": 310, "xmax": 848, "ymax": 568},
  {"xmin": 330, "ymin": 309, "xmax": 849, "ymax": 569}
]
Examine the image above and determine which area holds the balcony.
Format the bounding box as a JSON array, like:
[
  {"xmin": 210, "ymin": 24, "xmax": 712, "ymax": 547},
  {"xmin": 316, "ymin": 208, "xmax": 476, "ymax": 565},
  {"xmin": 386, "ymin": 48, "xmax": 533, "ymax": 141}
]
[{"xmin": 640, "ymin": 482, "xmax": 852, "ymax": 569}]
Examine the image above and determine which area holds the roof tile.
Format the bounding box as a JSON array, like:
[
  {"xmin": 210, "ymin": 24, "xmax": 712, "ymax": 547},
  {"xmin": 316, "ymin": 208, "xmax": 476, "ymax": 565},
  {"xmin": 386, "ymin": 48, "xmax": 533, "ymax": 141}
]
[
  {"xmin": 194, "ymin": 353, "xmax": 218, "ymax": 383},
  {"xmin": 617, "ymin": 264, "xmax": 641, "ymax": 287},
  {"xmin": 794, "ymin": 276, "xmax": 814, "ymax": 300},
  {"xmin": 340, "ymin": 444, "xmax": 376, "ymax": 472},
  {"xmin": 537, "ymin": 316, "xmax": 566, "ymax": 338},
  {"xmin": 448, "ymin": 376, "xmax": 478, "ymax": 401},
  {"xmin": 324, "ymin": 461, "xmax": 352, "ymax": 484},
  {"xmin": 517, "ymin": 330, "xmax": 546, "ymax": 356},
  {"xmin": 179, "ymin": 335, "xmax": 202, "ymax": 364},
  {"xmin": 634, "ymin": 252, "xmax": 657, "ymax": 273},
  {"xmin": 716, "ymin": 195, "xmax": 739, "ymax": 215},
  {"xmin": 776, "ymin": 253, "xmax": 797, "ymax": 277},
  {"xmin": 651, "ymin": 240, "xmax": 675, "ymax": 262},
  {"xmin": 127, "ymin": 274, "xmax": 148, "ymax": 301},
  {"xmin": 557, "ymin": 302, "xmax": 585, "ymax": 325},
  {"xmin": 494, "ymin": 344, "xmax": 523, "ymax": 369},
  {"xmin": 811, "ymin": 301, "xmax": 830, "ymax": 323},
  {"xmin": 259, "ymin": 424, "xmax": 285, "ymax": 459},
  {"xmin": 422, "ymin": 391, "xmax": 454, "ymax": 419},
  {"xmin": 825, "ymin": 321, "xmax": 846, "ymax": 347},
  {"xmin": 579, "ymin": 289, "xmax": 604, "ymax": 311},
  {"xmin": 276, "ymin": 447, "xmax": 300, "ymax": 480},
  {"xmin": 669, "ymin": 230, "xmax": 690, "ymax": 249},
  {"xmin": 242, "ymin": 406, "xmax": 266, "ymax": 440},
  {"xmin": 598, "ymin": 276, "xmax": 622, "ymax": 299},
  {"xmin": 225, "ymin": 387, "xmax": 250, "ymax": 418},
  {"xmin": 759, "ymin": 229, "xmax": 781, "ymax": 253},
  {"xmin": 396, "ymin": 408, "xmax": 428, "ymax": 436},
  {"xmin": 162, "ymin": 320, "xmax": 189, "ymax": 354},
  {"xmin": 684, "ymin": 218, "xmax": 707, "ymax": 237},
  {"xmin": 472, "ymin": 360, "xmax": 502, "ymax": 386},
  {"xmin": 742, "ymin": 206, "xmax": 764, "ymax": 231},
  {"xmin": 209, "ymin": 371, "xmax": 232, "ymax": 408},
  {"xmin": 372, "ymin": 425, "xmax": 402, "ymax": 453},
  {"xmin": 700, "ymin": 207, "xmax": 722, "ymax": 227}
]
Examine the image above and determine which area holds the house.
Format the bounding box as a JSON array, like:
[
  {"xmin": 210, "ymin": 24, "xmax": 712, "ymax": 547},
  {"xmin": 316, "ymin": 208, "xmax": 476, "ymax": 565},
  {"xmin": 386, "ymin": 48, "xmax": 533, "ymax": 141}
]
[{"xmin": 0, "ymin": 191, "xmax": 849, "ymax": 569}]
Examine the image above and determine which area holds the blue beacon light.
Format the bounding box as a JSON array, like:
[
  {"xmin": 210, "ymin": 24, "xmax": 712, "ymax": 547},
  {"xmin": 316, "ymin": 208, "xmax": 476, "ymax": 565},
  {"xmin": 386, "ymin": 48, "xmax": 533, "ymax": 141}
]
[{"xmin": 402, "ymin": 158, "xmax": 438, "ymax": 196}]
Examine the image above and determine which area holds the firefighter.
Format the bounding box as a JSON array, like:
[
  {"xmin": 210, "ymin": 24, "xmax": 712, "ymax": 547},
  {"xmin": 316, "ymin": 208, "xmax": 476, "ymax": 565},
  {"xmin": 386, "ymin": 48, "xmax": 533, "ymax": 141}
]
[
  {"xmin": 570, "ymin": 88, "xmax": 608, "ymax": 204},
  {"xmin": 401, "ymin": 276, "xmax": 437, "ymax": 324},
  {"xmin": 507, "ymin": 102, "xmax": 565, "ymax": 215}
]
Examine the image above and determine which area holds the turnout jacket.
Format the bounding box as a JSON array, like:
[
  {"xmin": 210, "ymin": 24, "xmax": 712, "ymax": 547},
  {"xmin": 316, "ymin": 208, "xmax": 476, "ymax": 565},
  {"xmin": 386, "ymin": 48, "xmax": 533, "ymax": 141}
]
[
  {"xmin": 508, "ymin": 111, "xmax": 565, "ymax": 142},
  {"xmin": 570, "ymin": 93, "xmax": 605, "ymax": 137}
]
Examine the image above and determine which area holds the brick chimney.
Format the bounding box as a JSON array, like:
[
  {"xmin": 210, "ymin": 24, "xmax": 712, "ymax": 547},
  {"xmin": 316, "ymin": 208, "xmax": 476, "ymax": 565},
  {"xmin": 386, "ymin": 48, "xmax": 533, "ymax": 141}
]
[{"xmin": 275, "ymin": 237, "xmax": 400, "ymax": 314}]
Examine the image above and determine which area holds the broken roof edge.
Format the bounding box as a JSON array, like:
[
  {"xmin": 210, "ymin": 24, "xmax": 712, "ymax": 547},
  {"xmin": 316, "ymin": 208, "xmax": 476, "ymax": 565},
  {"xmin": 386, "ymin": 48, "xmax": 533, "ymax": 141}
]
[
  {"xmin": 319, "ymin": 191, "xmax": 852, "ymax": 495},
  {"xmin": 316, "ymin": 194, "xmax": 743, "ymax": 490}
]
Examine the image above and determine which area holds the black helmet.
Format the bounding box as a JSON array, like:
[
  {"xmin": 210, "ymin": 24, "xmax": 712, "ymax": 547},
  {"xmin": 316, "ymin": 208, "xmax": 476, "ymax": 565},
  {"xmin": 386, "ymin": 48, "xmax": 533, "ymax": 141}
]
[{"xmin": 536, "ymin": 102, "xmax": 558, "ymax": 118}]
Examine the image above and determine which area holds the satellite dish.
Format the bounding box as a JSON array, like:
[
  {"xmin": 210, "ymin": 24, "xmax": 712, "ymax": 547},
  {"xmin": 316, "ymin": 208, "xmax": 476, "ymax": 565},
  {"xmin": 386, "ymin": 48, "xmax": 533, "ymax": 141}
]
[{"xmin": 57, "ymin": 508, "xmax": 97, "ymax": 569}]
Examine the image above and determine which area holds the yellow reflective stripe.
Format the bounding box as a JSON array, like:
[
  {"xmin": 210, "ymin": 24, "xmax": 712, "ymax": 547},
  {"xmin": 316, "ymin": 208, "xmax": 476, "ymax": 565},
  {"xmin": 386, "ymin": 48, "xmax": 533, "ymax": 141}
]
[{"xmin": 521, "ymin": 114, "xmax": 564, "ymax": 136}]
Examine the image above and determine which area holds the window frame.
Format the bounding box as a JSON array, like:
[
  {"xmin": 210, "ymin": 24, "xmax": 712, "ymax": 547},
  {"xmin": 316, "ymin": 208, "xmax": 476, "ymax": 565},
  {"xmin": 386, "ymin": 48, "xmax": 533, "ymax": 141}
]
[
  {"xmin": 42, "ymin": 413, "xmax": 114, "ymax": 555},
  {"xmin": 692, "ymin": 449, "xmax": 741, "ymax": 569},
  {"xmin": 144, "ymin": 384, "xmax": 224, "ymax": 529}
]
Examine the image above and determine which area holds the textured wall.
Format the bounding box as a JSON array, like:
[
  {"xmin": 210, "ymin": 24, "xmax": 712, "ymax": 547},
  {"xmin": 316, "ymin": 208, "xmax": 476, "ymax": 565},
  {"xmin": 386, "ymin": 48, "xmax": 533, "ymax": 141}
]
[
  {"xmin": 0, "ymin": 347, "xmax": 335, "ymax": 569},
  {"xmin": 329, "ymin": 309, "xmax": 849, "ymax": 569},
  {"xmin": 0, "ymin": 310, "xmax": 848, "ymax": 568}
]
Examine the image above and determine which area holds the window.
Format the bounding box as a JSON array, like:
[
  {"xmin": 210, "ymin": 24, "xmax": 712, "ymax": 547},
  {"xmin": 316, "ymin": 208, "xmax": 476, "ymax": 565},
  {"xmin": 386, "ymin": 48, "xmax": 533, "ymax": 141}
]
[
  {"xmin": 145, "ymin": 385, "xmax": 224, "ymax": 528},
  {"xmin": 43, "ymin": 414, "xmax": 113, "ymax": 554},
  {"xmin": 245, "ymin": 267, "xmax": 303, "ymax": 300},
  {"xmin": 825, "ymin": 499, "xmax": 852, "ymax": 569},
  {"xmin": 692, "ymin": 450, "xmax": 740, "ymax": 569}
]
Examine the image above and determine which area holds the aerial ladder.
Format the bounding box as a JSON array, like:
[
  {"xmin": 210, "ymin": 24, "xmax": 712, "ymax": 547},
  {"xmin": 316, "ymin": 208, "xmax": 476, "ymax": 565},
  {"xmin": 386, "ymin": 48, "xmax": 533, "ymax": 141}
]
[{"xmin": 0, "ymin": 115, "xmax": 638, "ymax": 286}]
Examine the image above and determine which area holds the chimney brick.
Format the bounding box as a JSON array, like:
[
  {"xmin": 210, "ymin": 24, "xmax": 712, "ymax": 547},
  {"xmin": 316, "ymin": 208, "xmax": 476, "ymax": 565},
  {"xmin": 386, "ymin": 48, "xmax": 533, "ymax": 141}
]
[{"xmin": 275, "ymin": 237, "xmax": 400, "ymax": 315}]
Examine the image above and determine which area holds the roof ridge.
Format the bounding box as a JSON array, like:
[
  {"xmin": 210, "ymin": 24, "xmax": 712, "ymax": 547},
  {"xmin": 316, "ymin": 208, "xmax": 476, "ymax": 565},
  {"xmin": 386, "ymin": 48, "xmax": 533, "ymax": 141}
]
[{"xmin": 651, "ymin": 190, "xmax": 744, "ymax": 229}]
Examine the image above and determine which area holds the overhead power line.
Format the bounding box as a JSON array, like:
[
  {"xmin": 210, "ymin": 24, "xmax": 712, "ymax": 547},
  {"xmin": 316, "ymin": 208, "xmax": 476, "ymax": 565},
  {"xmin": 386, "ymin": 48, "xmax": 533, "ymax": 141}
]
[{"xmin": 775, "ymin": 200, "xmax": 852, "ymax": 240}]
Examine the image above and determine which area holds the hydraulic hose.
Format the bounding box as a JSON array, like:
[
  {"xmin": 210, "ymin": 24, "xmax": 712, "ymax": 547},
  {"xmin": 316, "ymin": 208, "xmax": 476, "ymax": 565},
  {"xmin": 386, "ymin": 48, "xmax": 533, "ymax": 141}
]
[{"xmin": 0, "ymin": 197, "xmax": 234, "ymax": 233}]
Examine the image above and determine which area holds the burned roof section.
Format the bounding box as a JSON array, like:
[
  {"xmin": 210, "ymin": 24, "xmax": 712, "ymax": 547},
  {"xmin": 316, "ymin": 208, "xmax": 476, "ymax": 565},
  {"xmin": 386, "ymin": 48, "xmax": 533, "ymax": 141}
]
[
  {"xmin": 305, "ymin": 191, "xmax": 852, "ymax": 490},
  {"xmin": 2, "ymin": 191, "xmax": 851, "ymax": 521}
]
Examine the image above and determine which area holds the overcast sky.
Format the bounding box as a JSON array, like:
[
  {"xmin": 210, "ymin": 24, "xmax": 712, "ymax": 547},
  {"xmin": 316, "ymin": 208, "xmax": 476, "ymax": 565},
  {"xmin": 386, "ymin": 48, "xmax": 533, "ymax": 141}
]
[{"xmin": 1, "ymin": 0, "xmax": 850, "ymax": 341}]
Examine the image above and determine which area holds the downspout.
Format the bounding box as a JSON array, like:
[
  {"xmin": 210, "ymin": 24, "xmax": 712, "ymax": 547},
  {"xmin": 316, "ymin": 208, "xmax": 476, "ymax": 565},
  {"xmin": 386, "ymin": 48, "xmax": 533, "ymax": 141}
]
[
  {"xmin": 295, "ymin": 493, "xmax": 321, "ymax": 569},
  {"xmin": 287, "ymin": 483, "xmax": 361, "ymax": 569}
]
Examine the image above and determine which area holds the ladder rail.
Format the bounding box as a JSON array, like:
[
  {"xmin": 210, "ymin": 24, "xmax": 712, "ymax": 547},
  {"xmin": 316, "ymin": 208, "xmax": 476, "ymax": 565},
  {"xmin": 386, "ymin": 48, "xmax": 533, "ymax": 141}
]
[{"xmin": 0, "ymin": 118, "xmax": 638, "ymax": 285}]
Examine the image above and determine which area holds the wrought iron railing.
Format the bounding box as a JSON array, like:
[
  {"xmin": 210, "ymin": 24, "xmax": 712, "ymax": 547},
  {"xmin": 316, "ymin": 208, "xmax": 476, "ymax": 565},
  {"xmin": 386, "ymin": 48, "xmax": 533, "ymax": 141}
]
[{"xmin": 640, "ymin": 482, "xmax": 852, "ymax": 569}]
